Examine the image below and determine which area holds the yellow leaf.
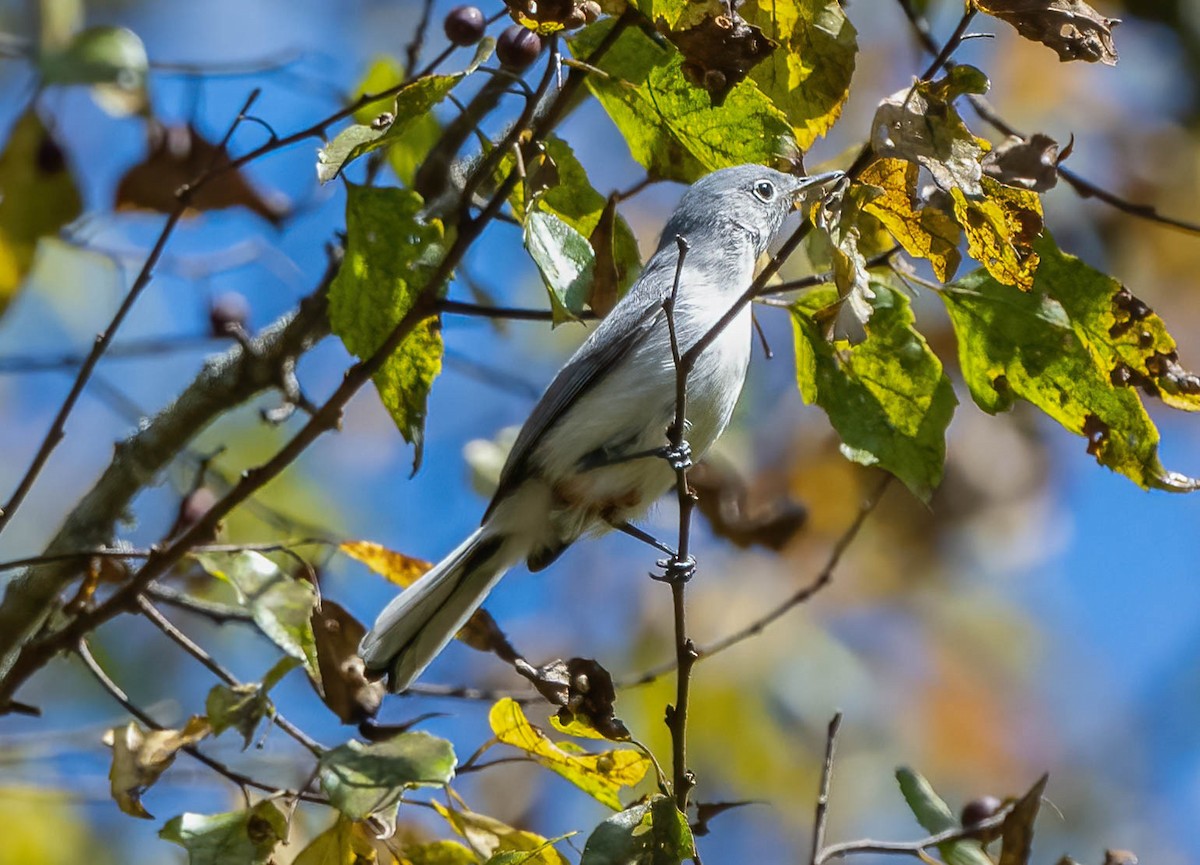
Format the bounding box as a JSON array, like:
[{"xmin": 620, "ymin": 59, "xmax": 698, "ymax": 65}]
[
  {"xmin": 103, "ymin": 716, "xmax": 211, "ymax": 819},
  {"xmin": 340, "ymin": 540, "xmax": 432, "ymax": 588},
  {"xmin": 0, "ymin": 109, "xmax": 83, "ymax": 316},
  {"xmin": 293, "ymin": 815, "xmax": 361, "ymax": 865},
  {"xmin": 487, "ymin": 698, "xmax": 649, "ymax": 810},
  {"xmin": 951, "ymin": 177, "xmax": 1043, "ymax": 291},
  {"xmin": 432, "ymin": 801, "xmax": 568, "ymax": 865},
  {"xmin": 860, "ymin": 158, "xmax": 962, "ymax": 282}
]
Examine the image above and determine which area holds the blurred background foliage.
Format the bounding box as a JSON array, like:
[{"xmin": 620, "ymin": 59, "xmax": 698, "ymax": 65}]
[{"xmin": 0, "ymin": 0, "xmax": 1199, "ymax": 863}]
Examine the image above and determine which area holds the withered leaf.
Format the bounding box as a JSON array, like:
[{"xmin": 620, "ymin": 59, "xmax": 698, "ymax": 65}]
[
  {"xmin": 691, "ymin": 800, "xmax": 759, "ymax": 837},
  {"xmin": 665, "ymin": 12, "xmax": 777, "ymax": 103},
  {"xmin": 311, "ymin": 599, "xmax": 385, "ymax": 724},
  {"xmin": 982, "ymin": 133, "xmax": 1060, "ymax": 192},
  {"xmin": 688, "ymin": 457, "xmax": 807, "ymax": 550},
  {"xmin": 104, "ymin": 717, "xmax": 211, "ymax": 819},
  {"xmin": 998, "ymin": 773, "xmax": 1049, "ymax": 865},
  {"xmin": 975, "ymin": 0, "xmax": 1118, "ymax": 65},
  {"xmin": 116, "ymin": 123, "xmax": 286, "ymax": 223}
]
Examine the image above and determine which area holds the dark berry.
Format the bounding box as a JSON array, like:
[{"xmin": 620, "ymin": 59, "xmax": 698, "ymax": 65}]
[
  {"xmin": 444, "ymin": 5, "xmax": 486, "ymax": 46},
  {"xmin": 960, "ymin": 795, "xmax": 1003, "ymax": 841},
  {"xmin": 496, "ymin": 25, "xmax": 543, "ymax": 70},
  {"xmin": 208, "ymin": 291, "xmax": 250, "ymax": 337}
]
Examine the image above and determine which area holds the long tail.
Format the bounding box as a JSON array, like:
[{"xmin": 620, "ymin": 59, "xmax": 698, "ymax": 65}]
[{"xmin": 359, "ymin": 527, "xmax": 511, "ymax": 692}]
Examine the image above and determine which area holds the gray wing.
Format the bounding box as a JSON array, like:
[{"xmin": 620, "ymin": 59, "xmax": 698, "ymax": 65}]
[{"xmin": 482, "ymin": 299, "xmax": 664, "ymax": 521}]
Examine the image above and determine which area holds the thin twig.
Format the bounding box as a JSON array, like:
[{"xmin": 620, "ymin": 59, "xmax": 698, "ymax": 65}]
[
  {"xmin": 662, "ymin": 234, "xmax": 698, "ymax": 815},
  {"xmin": 816, "ymin": 809, "xmax": 1010, "ymax": 865},
  {"xmin": 622, "ymin": 475, "xmax": 891, "ymax": 688},
  {"xmin": 811, "ymin": 712, "xmax": 843, "ymax": 865},
  {"xmin": 405, "ymin": 0, "xmax": 436, "ymax": 78},
  {"xmin": 0, "ymin": 538, "xmax": 335, "ymax": 575},
  {"xmin": 136, "ymin": 597, "xmax": 323, "ymax": 755},
  {"xmin": 144, "ymin": 582, "xmax": 254, "ymax": 624},
  {"xmin": 75, "ymin": 639, "xmax": 326, "ymax": 804},
  {"xmin": 918, "ymin": 9, "xmax": 975, "ymax": 82},
  {"xmin": 0, "ymin": 90, "xmax": 262, "ymax": 538}
]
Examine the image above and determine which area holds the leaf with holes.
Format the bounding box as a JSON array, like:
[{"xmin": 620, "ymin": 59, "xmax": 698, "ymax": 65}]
[
  {"xmin": 570, "ymin": 21, "xmax": 795, "ymax": 183},
  {"xmin": 944, "ymin": 263, "xmax": 1199, "ymax": 491},
  {"xmin": 975, "ymin": 0, "xmax": 1118, "ymax": 65},
  {"xmin": 859, "ymin": 157, "xmax": 961, "ymax": 282},
  {"xmin": 950, "ymin": 176, "xmax": 1043, "ymax": 291}
]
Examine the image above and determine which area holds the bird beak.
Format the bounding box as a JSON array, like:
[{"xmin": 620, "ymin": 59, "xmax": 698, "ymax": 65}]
[{"xmin": 789, "ymin": 170, "xmax": 845, "ymax": 208}]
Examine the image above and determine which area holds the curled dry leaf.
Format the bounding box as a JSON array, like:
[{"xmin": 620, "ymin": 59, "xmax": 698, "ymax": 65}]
[
  {"xmin": 310, "ymin": 599, "xmax": 385, "ymax": 724},
  {"xmin": 665, "ymin": 12, "xmax": 777, "ymax": 103},
  {"xmin": 974, "ymin": 0, "xmax": 1118, "ymax": 65},
  {"xmin": 116, "ymin": 123, "xmax": 287, "ymax": 223},
  {"xmin": 688, "ymin": 457, "xmax": 807, "ymax": 551},
  {"xmin": 104, "ymin": 717, "xmax": 211, "ymax": 819},
  {"xmin": 982, "ymin": 133, "xmax": 1060, "ymax": 192}
]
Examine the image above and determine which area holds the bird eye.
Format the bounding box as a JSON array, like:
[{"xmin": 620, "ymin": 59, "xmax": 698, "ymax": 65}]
[{"xmin": 753, "ymin": 180, "xmax": 776, "ymax": 202}]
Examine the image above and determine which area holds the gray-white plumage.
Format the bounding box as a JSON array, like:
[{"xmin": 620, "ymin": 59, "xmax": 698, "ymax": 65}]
[{"xmin": 360, "ymin": 164, "xmax": 842, "ymax": 691}]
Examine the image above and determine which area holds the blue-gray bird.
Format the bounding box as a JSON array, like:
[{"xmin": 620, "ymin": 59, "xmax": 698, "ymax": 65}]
[{"xmin": 360, "ymin": 164, "xmax": 843, "ymax": 691}]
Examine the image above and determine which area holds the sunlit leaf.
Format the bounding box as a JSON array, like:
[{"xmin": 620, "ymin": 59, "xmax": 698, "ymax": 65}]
[
  {"xmin": 318, "ymin": 733, "xmax": 456, "ymax": 822},
  {"xmin": 329, "ymin": 184, "xmax": 445, "ymax": 471},
  {"xmin": 950, "ymin": 176, "xmax": 1042, "ymax": 291},
  {"xmin": 433, "ymin": 801, "xmax": 571, "ymax": 865},
  {"xmin": 870, "ymin": 68, "xmax": 988, "ymax": 196},
  {"xmin": 38, "ymin": 0, "xmax": 83, "ymax": 52},
  {"xmin": 406, "ymin": 839, "xmax": 479, "ymax": 864},
  {"xmin": 569, "ymin": 21, "xmax": 795, "ymax": 183},
  {"xmin": 488, "ymin": 698, "xmax": 649, "ymax": 810},
  {"xmin": 579, "ymin": 795, "xmax": 694, "ymax": 865},
  {"xmin": 318, "ymin": 40, "xmax": 492, "ymax": 183},
  {"xmin": 792, "ymin": 282, "xmax": 956, "ymax": 500},
  {"xmin": 38, "ymin": 26, "xmax": 149, "ymax": 115},
  {"xmin": 896, "ymin": 768, "xmax": 992, "ymax": 865},
  {"xmin": 341, "ymin": 540, "xmax": 432, "ymax": 587},
  {"xmin": 293, "ymin": 815, "xmax": 379, "ymax": 865},
  {"xmin": 944, "ymin": 261, "xmax": 1200, "ymax": 491},
  {"xmin": 103, "ymin": 717, "xmax": 211, "ymax": 819},
  {"xmin": 974, "ymin": 0, "xmax": 1118, "ymax": 65},
  {"xmin": 741, "ymin": 0, "xmax": 857, "ymax": 150},
  {"xmin": 525, "ymin": 210, "xmax": 596, "ymax": 325},
  {"xmin": 859, "ymin": 158, "xmax": 961, "ymax": 282},
  {"xmin": 1030, "ymin": 234, "xmax": 1200, "ymax": 411},
  {"xmin": 484, "ymin": 837, "xmax": 572, "ymax": 865},
  {"xmin": 0, "ymin": 109, "xmax": 82, "ymax": 317},
  {"xmin": 194, "ymin": 551, "xmax": 321, "ymax": 684},
  {"xmin": 205, "ymin": 656, "xmax": 299, "ymax": 749},
  {"xmin": 159, "ymin": 801, "xmax": 288, "ymax": 865}
]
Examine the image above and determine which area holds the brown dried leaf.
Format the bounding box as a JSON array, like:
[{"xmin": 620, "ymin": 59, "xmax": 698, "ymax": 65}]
[
  {"xmin": 311, "ymin": 599, "xmax": 385, "ymax": 724},
  {"xmin": 982, "ymin": 133, "xmax": 1060, "ymax": 192},
  {"xmin": 975, "ymin": 0, "xmax": 1118, "ymax": 65},
  {"xmin": 998, "ymin": 773, "xmax": 1049, "ymax": 865},
  {"xmin": 115, "ymin": 123, "xmax": 287, "ymax": 223},
  {"xmin": 688, "ymin": 457, "xmax": 807, "ymax": 550},
  {"xmin": 103, "ymin": 717, "xmax": 211, "ymax": 818},
  {"xmin": 691, "ymin": 800, "xmax": 759, "ymax": 837},
  {"xmin": 665, "ymin": 12, "xmax": 777, "ymax": 103}
]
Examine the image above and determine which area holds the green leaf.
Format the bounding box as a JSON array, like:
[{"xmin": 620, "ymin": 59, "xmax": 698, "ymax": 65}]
[
  {"xmin": 1030, "ymin": 234, "xmax": 1200, "ymax": 411},
  {"xmin": 329, "ymin": 184, "xmax": 445, "ymax": 471},
  {"xmin": 349, "ymin": 55, "xmax": 444, "ymax": 187},
  {"xmin": 488, "ymin": 698, "xmax": 650, "ymax": 810},
  {"xmin": 38, "ymin": 26, "xmax": 149, "ymax": 115},
  {"xmin": 317, "ymin": 40, "xmax": 492, "ymax": 183},
  {"xmin": 791, "ymin": 282, "xmax": 956, "ymax": 500},
  {"xmin": 434, "ymin": 801, "xmax": 571, "ymax": 865},
  {"xmin": 944, "ymin": 254, "xmax": 1200, "ymax": 491},
  {"xmin": 870, "ymin": 69, "xmax": 987, "ymax": 196},
  {"xmin": 194, "ymin": 552, "xmax": 321, "ymax": 684},
  {"xmin": 569, "ymin": 21, "xmax": 795, "ymax": 183},
  {"xmin": 317, "ymin": 733, "xmax": 456, "ymax": 821},
  {"xmin": 895, "ymin": 768, "xmax": 992, "ymax": 865},
  {"xmin": 205, "ymin": 657, "xmax": 299, "ymax": 749},
  {"xmin": 159, "ymin": 801, "xmax": 288, "ymax": 865},
  {"xmin": 579, "ymin": 795, "xmax": 695, "ymax": 865},
  {"xmin": 0, "ymin": 109, "xmax": 83, "ymax": 318},
  {"xmin": 740, "ymin": 0, "xmax": 857, "ymax": 150},
  {"xmin": 525, "ymin": 210, "xmax": 597, "ymax": 325},
  {"xmin": 484, "ymin": 836, "xmax": 573, "ymax": 865}
]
